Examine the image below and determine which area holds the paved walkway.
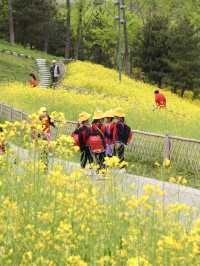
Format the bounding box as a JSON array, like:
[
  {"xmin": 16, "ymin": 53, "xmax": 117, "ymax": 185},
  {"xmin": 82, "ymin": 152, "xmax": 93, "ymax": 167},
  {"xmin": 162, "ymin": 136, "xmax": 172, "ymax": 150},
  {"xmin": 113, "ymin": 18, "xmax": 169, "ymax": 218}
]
[{"xmin": 12, "ymin": 144, "xmax": 200, "ymax": 216}]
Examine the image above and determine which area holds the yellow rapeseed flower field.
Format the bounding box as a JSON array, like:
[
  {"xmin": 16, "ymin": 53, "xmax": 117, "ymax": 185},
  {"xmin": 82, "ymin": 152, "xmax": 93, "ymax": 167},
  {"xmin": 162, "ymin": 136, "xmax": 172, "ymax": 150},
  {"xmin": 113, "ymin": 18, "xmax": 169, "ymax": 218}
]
[
  {"xmin": 0, "ymin": 119, "xmax": 199, "ymax": 265},
  {"xmin": 1, "ymin": 61, "xmax": 200, "ymax": 138}
]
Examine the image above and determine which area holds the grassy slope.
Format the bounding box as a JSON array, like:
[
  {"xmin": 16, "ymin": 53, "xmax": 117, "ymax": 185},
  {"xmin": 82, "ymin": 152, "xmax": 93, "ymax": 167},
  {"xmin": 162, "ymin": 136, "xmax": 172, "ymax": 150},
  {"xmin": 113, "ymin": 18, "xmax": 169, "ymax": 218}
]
[
  {"xmin": 0, "ymin": 41, "xmax": 199, "ymax": 138},
  {"xmin": 63, "ymin": 61, "xmax": 200, "ymax": 139},
  {"xmin": 0, "ymin": 40, "xmax": 61, "ymax": 83}
]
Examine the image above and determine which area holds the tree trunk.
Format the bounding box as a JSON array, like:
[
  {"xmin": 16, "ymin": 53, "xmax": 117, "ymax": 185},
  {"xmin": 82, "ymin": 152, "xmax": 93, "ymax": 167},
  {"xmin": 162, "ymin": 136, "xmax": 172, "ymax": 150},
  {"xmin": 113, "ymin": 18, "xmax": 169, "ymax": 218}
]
[
  {"xmin": 75, "ymin": 0, "xmax": 83, "ymax": 59},
  {"xmin": 65, "ymin": 0, "xmax": 71, "ymax": 59},
  {"xmin": 8, "ymin": 0, "xmax": 15, "ymax": 44},
  {"xmin": 180, "ymin": 88, "xmax": 185, "ymax": 97},
  {"xmin": 121, "ymin": 0, "xmax": 130, "ymax": 76},
  {"xmin": 44, "ymin": 35, "xmax": 49, "ymax": 53}
]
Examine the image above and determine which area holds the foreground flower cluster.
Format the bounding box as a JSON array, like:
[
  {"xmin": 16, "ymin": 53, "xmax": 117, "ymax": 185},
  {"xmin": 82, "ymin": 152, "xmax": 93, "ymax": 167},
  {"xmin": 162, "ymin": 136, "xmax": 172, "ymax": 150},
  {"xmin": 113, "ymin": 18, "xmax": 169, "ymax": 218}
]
[{"xmin": 0, "ymin": 118, "xmax": 200, "ymax": 265}]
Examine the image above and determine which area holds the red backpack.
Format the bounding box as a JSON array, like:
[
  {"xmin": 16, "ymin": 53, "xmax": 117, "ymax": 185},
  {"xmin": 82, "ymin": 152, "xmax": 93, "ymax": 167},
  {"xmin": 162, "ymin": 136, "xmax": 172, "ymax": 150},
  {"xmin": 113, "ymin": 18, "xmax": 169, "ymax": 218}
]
[{"xmin": 88, "ymin": 135, "xmax": 105, "ymax": 153}]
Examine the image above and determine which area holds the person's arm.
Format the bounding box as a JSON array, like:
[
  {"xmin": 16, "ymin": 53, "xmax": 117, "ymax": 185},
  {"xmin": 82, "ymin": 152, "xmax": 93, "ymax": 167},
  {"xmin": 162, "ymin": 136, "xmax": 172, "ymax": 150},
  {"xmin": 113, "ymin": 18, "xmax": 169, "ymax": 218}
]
[
  {"xmin": 48, "ymin": 116, "xmax": 56, "ymax": 128},
  {"xmin": 57, "ymin": 65, "xmax": 60, "ymax": 75},
  {"xmin": 78, "ymin": 128, "xmax": 85, "ymax": 151}
]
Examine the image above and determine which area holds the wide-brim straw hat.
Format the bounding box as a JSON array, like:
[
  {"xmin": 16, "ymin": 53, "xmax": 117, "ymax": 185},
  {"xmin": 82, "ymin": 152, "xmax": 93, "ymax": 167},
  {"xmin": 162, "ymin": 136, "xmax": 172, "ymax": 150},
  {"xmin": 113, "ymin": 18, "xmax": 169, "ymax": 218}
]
[
  {"xmin": 93, "ymin": 111, "xmax": 105, "ymax": 120},
  {"xmin": 113, "ymin": 108, "xmax": 126, "ymax": 118},
  {"xmin": 79, "ymin": 112, "xmax": 91, "ymax": 122},
  {"xmin": 39, "ymin": 107, "xmax": 47, "ymax": 114},
  {"xmin": 104, "ymin": 110, "xmax": 114, "ymax": 118}
]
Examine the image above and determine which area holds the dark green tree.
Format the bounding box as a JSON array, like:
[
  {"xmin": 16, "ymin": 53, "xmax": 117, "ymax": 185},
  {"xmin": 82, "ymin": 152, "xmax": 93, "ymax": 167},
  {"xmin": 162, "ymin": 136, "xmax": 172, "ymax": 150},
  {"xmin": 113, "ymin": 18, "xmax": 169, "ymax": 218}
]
[
  {"xmin": 13, "ymin": 0, "xmax": 57, "ymax": 51},
  {"xmin": 168, "ymin": 17, "xmax": 200, "ymax": 97},
  {"xmin": 137, "ymin": 15, "xmax": 170, "ymax": 87}
]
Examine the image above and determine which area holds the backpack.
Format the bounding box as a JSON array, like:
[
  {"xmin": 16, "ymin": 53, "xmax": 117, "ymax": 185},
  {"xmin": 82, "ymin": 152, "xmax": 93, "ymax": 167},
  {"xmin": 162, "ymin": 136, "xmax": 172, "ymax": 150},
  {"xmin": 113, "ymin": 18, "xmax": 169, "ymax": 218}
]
[{"xmin": 88, "ymin": 135, "xmax": 105, "ymax": 153}]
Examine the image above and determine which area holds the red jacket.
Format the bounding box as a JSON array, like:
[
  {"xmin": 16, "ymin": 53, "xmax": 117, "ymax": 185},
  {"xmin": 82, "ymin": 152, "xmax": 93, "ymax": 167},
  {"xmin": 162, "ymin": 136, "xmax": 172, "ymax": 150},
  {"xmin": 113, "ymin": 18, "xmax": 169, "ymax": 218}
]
[
  {"xmin": 155, "ymin": 93, "xmax": 166, "ymax": 107},
  {"xmin": 104, "ymin": 123, "xmax": 115, "ymax": 145}
]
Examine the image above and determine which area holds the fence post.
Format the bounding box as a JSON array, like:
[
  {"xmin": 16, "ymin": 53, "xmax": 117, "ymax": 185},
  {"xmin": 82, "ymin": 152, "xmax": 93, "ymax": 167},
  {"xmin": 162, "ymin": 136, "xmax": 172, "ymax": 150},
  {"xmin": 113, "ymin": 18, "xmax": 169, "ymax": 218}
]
[
  {"xmin": 163, "ymin": 134, "xmax": 172, "ymax": 160},
  {"xmin": 0, "ymin": 103, "xmax": 2, "ymax": 118},
  {"xmin": 10, "ymin": 107, "xmax": 13, "ymax": 121}
]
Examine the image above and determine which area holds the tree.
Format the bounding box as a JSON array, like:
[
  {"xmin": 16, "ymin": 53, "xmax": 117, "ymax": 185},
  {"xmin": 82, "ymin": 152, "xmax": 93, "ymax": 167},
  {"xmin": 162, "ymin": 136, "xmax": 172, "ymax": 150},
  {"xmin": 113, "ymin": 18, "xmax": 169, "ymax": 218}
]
[
  {"xmin": 13, "ymin": 0, "xmax": 56, "ymax": 51},
  {"xmin": 137, "ymin": 15, "xmax": 170, "ymax": 87},
  {"xmin": 8, "ymin": 0, "xmax": 15, "ymax": 44},
  {"xmin": 168, "ymin": 17, "xmax": 200, "ymax": 97},
  {"xmin": 75, "ymin": 0, "xmax": 84, "ymax": 59},
  {"xmin": 65, "ymin": 0, "xmax": 71, "ymax": 59},
  {"xmin": 81, "ymin": 6, "xmax": 116, "ymax": 67}
]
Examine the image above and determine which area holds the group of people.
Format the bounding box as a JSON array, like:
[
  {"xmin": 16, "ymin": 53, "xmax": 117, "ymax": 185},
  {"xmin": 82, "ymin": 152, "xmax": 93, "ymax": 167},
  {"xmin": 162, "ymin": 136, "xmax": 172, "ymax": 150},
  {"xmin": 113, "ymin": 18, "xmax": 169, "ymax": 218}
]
[
  {"xmin": 0, "ymin": 89, "xmax": 166, "ymax": 170},
  {"xmin": 72, "ymin": 109, "xmax": 132, "ymax": 169},
  {"xmin": 29, "ymin": 60, "xmax": 60, "ymax": 88}
]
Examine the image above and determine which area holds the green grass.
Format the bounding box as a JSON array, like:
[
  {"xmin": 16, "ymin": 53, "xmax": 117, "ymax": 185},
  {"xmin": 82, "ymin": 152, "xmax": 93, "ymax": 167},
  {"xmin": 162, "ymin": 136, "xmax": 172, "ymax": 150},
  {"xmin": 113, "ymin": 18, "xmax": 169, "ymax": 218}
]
[
  {"xmin": 0, "ymin": 53, "xmax": 36, "ymax": 83},
  {"xmin": 0, "ymin": 40, "xmax": 62, "ymax": 83}
]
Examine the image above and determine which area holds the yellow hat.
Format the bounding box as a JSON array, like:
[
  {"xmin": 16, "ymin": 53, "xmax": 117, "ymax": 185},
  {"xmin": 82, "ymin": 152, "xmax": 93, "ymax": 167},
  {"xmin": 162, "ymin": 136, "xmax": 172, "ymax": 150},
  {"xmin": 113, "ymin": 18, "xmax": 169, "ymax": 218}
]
[
  {"xmin": 113, "ymin": 108, "xmax": 125, "ymax": 118},
  {"xmin": 79, "ymin": 112, "xmax": 91, "ymax": 122},
  {"xmin": 39, "ymin": 107, "xmax": 47, "ymax": 114},
  {"xmin": 104, "ymin": 110, "xmax": 114, "ymax": 118},
  {"xmin": 93, "ymin": 111, "xmax": 105, "ymax": 120}
]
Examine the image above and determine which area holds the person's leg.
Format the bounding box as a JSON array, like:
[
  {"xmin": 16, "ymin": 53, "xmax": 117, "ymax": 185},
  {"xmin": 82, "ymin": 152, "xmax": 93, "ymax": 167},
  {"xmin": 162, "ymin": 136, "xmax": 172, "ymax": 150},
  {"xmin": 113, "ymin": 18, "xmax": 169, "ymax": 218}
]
[
  {"xmin": 118, "ymin": 143, "xmax": 125, "ymax": 162},
  {"xmin": 86, "ymin": 146, "xmax": 94, "ymax": 165},
  {"xmin": 80, "ymin": 149, "xmax": 87, "ymax": 168},
  {"xmin": 99, "ymin": 152, "xmax": 106, "ymax": 168}
]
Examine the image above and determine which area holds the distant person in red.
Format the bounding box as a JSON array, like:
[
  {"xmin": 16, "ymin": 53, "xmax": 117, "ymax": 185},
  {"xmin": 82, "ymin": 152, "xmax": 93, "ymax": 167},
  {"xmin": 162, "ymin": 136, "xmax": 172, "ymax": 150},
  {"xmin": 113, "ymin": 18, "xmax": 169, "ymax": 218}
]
[
  {"xmin": 154, "ymin": 90, "xmax": 166, "ymax": 108},
  {"xmin": 29, "ymin": 73, "xmax": 38, "ymax": 87}
]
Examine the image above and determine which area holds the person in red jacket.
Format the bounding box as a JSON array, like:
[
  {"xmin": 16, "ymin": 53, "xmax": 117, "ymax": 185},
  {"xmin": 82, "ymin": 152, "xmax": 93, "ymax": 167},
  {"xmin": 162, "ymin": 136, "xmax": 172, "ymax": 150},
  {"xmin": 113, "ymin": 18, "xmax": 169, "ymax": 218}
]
[
  {"xmin": 154, "ymin": 90, "xmax": 166, "ymax": 108},
  {"xmin": 113, "ymin": 109, "xmax": 132, "ymax": 163},
  {"xmin": 89, "ymin": 111, "xmax": 105, "ymax": 169},
  {"xmin": 104, "ymin": 110, "xmax": 115, "ymax": 157},
  {"xmin": 76, "ymin": 112, "xmax": 93, "ymax": 168}
]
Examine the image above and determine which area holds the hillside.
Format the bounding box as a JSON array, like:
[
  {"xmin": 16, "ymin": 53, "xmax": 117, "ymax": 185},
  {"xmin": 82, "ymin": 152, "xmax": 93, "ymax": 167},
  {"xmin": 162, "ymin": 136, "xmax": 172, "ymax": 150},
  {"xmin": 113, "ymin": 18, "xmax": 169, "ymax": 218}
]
[
  {"xmin": 0, "ymin": 40, "xmax": 60, "ymax": 83},
  {"xmin": 0, "ymin": 60, "xmax": 199, "ymax": 139}
]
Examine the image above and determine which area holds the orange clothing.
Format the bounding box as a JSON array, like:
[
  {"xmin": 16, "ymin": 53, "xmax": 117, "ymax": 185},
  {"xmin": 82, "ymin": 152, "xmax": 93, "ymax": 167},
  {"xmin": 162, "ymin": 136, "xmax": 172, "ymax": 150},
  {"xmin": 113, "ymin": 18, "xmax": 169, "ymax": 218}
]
[
  {"xmin": 155, "ymin": 93, "xmax": 166, "ymax": 107},
  {"xmin": 40, "ymin": 115, "xmax": 51, "ymax": 134},
  {"xmin": 29, "ymin": 78, "xmax": 38, "ymax": 87}
]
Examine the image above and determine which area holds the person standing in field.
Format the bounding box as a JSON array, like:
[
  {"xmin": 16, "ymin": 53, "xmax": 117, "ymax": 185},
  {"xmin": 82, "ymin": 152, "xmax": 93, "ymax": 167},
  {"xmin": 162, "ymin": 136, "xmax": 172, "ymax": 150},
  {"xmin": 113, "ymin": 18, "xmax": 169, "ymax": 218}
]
[
  {"xmin": 29, "ymin": 73, "xmax": 38, "ymax": 87},
  {"xmin": 154, "ymin": 90, "xmax": 166, "ymax": 108},
  {"xmin": 113, "ymin": 108, "xmax": 132, "ymax": 163},
  {"xmin": 39, "ymin": 107, "xmax": 55, "ymax": 143},
  {"xmin": 104, "ymin": 110, "xmax": 115, "ymax": 157},
  {"xmin": 50, "ymin": 60, "xmax": 60, "ymax": 87},
  {"xmin": 89, "ymin": 111, "xmax": 106, "ymax": 170},
  {"xmin": 75, "ymin": 112, "xmax": 93, "ymax": 168}
]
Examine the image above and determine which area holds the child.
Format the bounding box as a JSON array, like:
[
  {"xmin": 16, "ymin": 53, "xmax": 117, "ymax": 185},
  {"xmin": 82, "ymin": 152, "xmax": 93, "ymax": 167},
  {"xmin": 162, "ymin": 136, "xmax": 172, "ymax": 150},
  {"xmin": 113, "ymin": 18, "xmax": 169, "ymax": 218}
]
[
  {"xmin": 89, "ymin": 111, "xmax": 105, "ymax": 169},
  {"xmin": 75, "ymin": 112, "xmax": 93, "ymax": 168},
  {"xmin": 104, "ymin": 110, "xmax": 115, "ymax": 157},
  {"xmin": 39, "ymin": 107, "xmax": 55, "ymax": 144},
  {"xmin": 113, "ymin": 109, "xmax": 132, "ymax": 162},
  {"xmin": 29, "ymin": 73, "xmax": 38, "ymax": 88}
]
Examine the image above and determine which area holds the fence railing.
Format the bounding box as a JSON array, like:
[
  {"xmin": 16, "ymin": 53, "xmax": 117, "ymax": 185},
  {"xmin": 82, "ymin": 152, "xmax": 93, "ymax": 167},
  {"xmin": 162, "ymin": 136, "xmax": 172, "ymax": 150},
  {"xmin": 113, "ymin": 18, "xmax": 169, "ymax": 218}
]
[{"xmin": 0, "ymin": 102, "xmax": 200, "ymax": 176}]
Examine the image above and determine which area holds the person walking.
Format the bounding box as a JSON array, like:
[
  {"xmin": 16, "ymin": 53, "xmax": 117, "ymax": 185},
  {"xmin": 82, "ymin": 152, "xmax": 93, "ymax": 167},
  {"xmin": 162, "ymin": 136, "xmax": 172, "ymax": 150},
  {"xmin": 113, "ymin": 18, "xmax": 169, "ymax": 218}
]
[
  {"xmin": 50, "ymin": 60, "xmax": 60, "ymax": 87},
  {"xmin": 75, "ymin": 112, "xmax": 93, "ymax": 168},
  {"xmin": 113, "ymin": 108, "xmax": 132, "ymax": 163},
  {"xmin": 39, "ymin": 107, "xmax": 55, "ymax": 143},
  {"xmin": 154, "ymin": 90, "xmax": 166, "ymax": 108},
  {"xmin": 89, "ymin": 111, "xmax": 106, "ymax": 170},
  {"xmin": 38, "ymin": 107, "xmax": 56, "ymax": 171},
  {"xmin": 104, "ymin": 110, "xmax": 115, "ymax": 157}
]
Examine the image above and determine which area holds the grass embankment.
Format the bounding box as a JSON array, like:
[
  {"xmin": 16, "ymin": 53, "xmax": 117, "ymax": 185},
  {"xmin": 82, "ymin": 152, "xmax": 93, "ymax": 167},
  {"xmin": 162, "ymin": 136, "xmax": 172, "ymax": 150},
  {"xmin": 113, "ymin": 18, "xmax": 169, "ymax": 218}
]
[
  {"xmin": 63, "ymin": 61, "xmax": 200, "ymax": 138},
  {"xmin": 1, "ymin": 60, "xmax": 199, "ymax": 138},
  {"xmin": 0, "ymin": 40, "xmax": 61, "ymax": 83}
]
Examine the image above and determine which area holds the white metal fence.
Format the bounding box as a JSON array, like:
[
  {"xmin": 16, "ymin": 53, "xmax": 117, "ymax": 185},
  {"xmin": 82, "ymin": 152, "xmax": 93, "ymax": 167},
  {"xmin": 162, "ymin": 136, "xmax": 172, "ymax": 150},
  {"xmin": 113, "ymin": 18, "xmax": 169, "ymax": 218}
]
[{"xmin": 0, "ymin": 102, "xmax": 200, "ymax": 177}]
